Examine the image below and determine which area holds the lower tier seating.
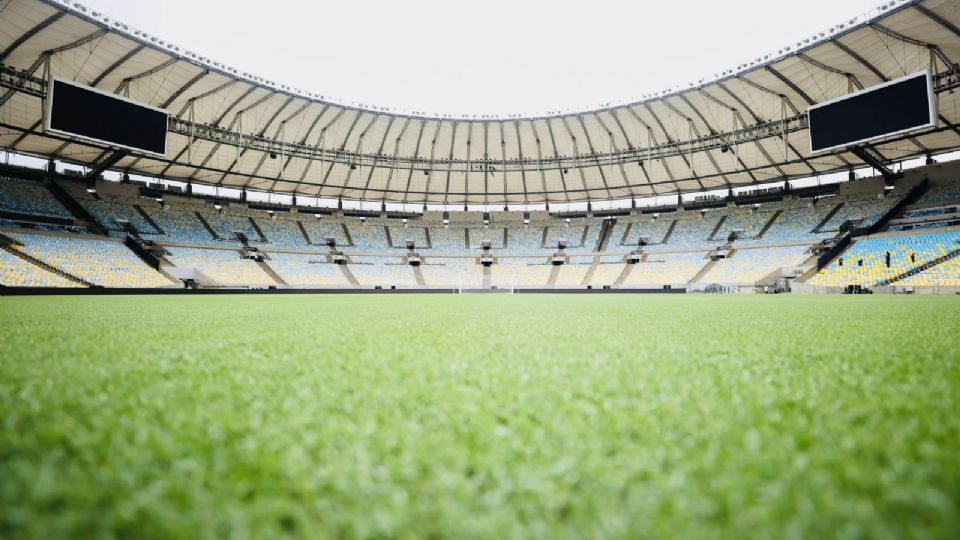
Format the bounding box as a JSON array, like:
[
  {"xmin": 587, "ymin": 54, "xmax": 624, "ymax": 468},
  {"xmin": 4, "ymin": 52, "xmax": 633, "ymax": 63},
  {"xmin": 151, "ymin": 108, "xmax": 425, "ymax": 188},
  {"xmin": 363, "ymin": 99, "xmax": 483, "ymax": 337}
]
[
  {"xmin": 348, "ymin": 256, "xmax": 418, "ymax": 287},
  {"xmin": 420, "ymin": 257, "xmax": 483, "ymax": 287},
  {"xmin": 590, "ymin": 262, "xmax": 625, "ymax": 286},
  {"xmin": 165, "ymin": 247, "xmax": 274, "ymax": 286},
  {"xmin": 491, "ymin": 258, "xmax": 552, "ymax": 287},
  {"xmin": 0, "ymin": 249, "xmax": 82, "ymax": 288},
  {"xmin": 622, "ymin": 251, "xmax": 709, "ymax": 286},
  {"xmin": 266, "ymin": 253, "xmax": 350, "ymax": 287},
  {"xmin": 554, "ymin": 263, "xmax": 590, "ymax": 287},
  {"xmin": 698, "ymin": 246, "xmax": 810, "ymax": 284},
  {"xmin": 8, "ymin": 233, "xmax": 173, "ymax": 288},
  {"xmin": 807, "ymin": 231, "xmax": 960, "ymax": 287},
  {"xmin": 895, "ymin": 255, "xmax": 960, "ymax": 287}
]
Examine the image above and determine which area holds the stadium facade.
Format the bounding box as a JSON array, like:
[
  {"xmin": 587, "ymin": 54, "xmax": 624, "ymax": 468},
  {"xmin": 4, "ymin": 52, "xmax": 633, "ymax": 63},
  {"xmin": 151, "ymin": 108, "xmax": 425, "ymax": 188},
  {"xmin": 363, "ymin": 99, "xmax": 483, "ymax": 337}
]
[{"xmin": 1, "ymin": 0, "xmax": 959, "ymax": 292}]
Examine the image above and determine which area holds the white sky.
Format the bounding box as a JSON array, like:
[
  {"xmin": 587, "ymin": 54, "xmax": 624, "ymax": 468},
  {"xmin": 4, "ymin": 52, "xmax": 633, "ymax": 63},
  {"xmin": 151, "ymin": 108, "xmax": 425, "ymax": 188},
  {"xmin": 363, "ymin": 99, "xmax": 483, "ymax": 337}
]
[{"xmin": 78, "ymin": 0, "xmax": 880, "ymax": 116}]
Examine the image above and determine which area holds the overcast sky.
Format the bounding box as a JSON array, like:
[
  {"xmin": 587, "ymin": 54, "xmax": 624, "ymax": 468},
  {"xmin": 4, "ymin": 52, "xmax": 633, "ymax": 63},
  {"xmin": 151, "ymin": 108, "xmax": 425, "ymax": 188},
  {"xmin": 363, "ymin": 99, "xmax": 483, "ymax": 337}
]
[{"xmin": 78, "ymin": 0, "xmax": 881, "ymax": 115}]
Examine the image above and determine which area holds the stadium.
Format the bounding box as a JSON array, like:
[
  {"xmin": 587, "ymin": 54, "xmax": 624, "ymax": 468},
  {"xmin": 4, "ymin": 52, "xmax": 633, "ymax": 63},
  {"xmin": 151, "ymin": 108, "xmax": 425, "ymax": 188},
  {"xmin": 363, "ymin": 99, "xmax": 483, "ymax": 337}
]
[{"xmin": 1, "ymin": 0, "xmax": 959, "ymax": 537}]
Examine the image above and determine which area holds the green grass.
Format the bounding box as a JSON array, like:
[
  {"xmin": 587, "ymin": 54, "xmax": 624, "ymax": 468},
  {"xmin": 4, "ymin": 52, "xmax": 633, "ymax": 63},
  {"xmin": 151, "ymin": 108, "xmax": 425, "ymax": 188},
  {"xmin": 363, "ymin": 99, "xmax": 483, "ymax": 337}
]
[{"xmin": 1, "ymin": 294, "xmax": 959, "ymax": 539}]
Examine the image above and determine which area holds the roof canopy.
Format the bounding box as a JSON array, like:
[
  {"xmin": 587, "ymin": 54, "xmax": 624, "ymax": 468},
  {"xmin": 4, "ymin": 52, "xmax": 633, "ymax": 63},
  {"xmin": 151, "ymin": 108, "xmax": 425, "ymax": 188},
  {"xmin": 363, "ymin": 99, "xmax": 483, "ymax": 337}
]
[{"xmin": 1, "ymin": 0, "xmax": 959, "ymax": 204}]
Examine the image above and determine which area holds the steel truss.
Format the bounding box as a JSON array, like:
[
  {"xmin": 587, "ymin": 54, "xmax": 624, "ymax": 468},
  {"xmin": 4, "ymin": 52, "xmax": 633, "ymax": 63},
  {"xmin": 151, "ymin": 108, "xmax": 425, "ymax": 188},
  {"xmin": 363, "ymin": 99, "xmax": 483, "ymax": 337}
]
[{"xmin": 2, "ymin": 62, "xmax": 959, "ymax": 175}]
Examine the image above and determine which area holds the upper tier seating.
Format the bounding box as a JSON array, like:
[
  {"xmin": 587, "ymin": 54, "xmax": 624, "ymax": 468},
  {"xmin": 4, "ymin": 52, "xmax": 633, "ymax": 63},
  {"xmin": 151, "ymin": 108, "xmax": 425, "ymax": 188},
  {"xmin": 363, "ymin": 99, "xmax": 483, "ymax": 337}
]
[
  {"xmin": 664, "ymin": 212, "xmax": 724, "ymax": 248},
  {"xmin": 199, "ymin": 211, "xmax": 262, "ymax": 242},
  {"xmin": 916, "ymin": 179, "xmax": 960, "ymax": 206},
  {"xmin": 808, "ymin": 231, "xmax": 960, "ymax": 287},
  {"xmin": 819, "ymin": 193, "xmax": 901, "ymax": 232},
  {"xmin": 428, "ymin": 227, "xmax": 467, "ymax": 253},
  {"xmin": 255, "ymin": 216, "xmax": 313, "ymax": 249},
  {"xmin": 504, "ymin": 226, "xmax": 547, "ymax": 253},
  {"xmin": 468, "ymin": 226, "xmax": 505, "ymax": 249},
  {"xmin": 302, "ymin": 219, "xmax": 350, "ymax": 246},
  {"xmin": 698, "ymin": 245, "xmax": 810, "ymax": 284},
  {"xmin": 165, "ymin": 247, "xmax": 274, "ymax": 286},
  {"xmin": 0, "ymin": 178, "xmax": 71, "ymax": 219},
  {"xmin": 713, "ymin": 206, "xmax": 775, "ymax": 241},
  {"xmin": 544, "ymin": 225, "xmax": 582, "ymax": 248},
  {"xmin": 0, "ymin": 248, "xmax": 82, "ymax": 288},
  {"xmin": 345, "ymin": 222, "xmax": 393, "ymax": 251},
  {"xmin": 265, "ymin": 253, "xmax": 349, "ymax": 287},
  {"xmin": 759, "ymin": 198, "xmax": 840, "ymax": 243},
  {"xmin": 65, "ymin": 187, "xmax": 160, "ymax": 235},
  {"xmin": 611, "ymin": 217, "xmax": 676, "ymax": 251},
  {"xmin": 9, "ymin": 232, "xmax": 173, "ymax": 287},
  {"xmin": 389, "ymin": 226, "xmax": 428, "ymax": 249},
  {"xmin": 140, "ymin": 206, "xmax": 224, "ymax": 245}
]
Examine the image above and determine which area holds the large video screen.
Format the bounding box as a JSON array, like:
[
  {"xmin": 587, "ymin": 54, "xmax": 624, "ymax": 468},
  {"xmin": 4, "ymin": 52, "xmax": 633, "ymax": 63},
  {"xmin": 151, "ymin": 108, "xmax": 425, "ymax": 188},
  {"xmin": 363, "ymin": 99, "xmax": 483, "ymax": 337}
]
[
  {"xmin": 808, "ymin": 71, "xmax": 936, "ymax": 155},
  {"xmin": 44, "ymin": 77, "xmax": 168, "ymax": 157}
]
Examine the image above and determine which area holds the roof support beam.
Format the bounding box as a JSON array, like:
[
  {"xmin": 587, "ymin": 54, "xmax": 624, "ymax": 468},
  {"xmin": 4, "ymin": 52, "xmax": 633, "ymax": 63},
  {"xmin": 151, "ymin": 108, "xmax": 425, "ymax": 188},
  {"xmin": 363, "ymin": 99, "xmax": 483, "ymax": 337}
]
[
  {"xmin": 541, "ymin": 120, "xmax": 570, "ymax": 203},
  {"xmin": 608, "ymin": 110, "xmax": 654, "ymax": 191},
  {"xmin": 381, "ymin": 117, "xmax": 411, "ymax": 199},
  {"xmin": 160, "ymin": 69, "xmax": 208, "ymax": 109},
  {"xmin": 642, "ymin": 103, "xmax": 703, "ymax": 190},
  {"xmin": 85, "ymin": 149, "xmax": 128, "ymax": 180},
  {"xmin": 765, "ymin": 65, "xmax": 816, "ymax": 106},
  {"xmin": 849, "ymin": 145, "xmax": 898, "ymax": 180},
  {"xmin": 0, "ymin": 11, "xmax": 66, "ymax": 61},
  {"xmin": 400, "ymin": 119, "xmax": 428, "ymax": 203},
  {"xmin": 339, "ymin": 113, "xmax": 380, "ymax": 194},
  {"xmin": 797, "ymin": 52, "xmax": 863, "ymax": 90},
  {"xmin": 530, "ymin": 123, "xmax": 551, "ymax": 205},
  {"xmin": 695, "ymin": 89, "xmax": 761, "ymax": 180},
  {"xmin": 244, "ymin": 100, "xmax": 313, "ymax": 186},
  {"xmin": 664, "ymin": 97, "xmax": 731, "ymax": 186},
  {"xmin": 559, "ymin": 116, "xmax": 597, "ymax": 201},
  {"xmin": 725, "ymin": 78, "xmax": 830, "ymax": 172},
  {"xmin": 298, "ymin": 107, "xmax": 346, "ymax": 188},
  {"xmin": 593, "ymin": 113, "xmax": 635, "ymax": 197},
  {"xmin": 513, "ymin": 121, "xmax": 529, "ymax": 204},
  {"xmin": 498, "ymin": 121, "xmax": 508, "ymax": 205},
  {"xmin": 0, "ymin": 28, "xmax": 108, "ymax": 108},
  {"xmin": 188, "ymin": 89, "xmax": 272, "ymax": 179},
  {"xmin": 114, "ymin": 57, "xmax": 178, "ymax": 95},
  {"xmin": 91, "ymin": 45, "xmax": 145, "ymax": 87},
  {"xmin": 833, "ymin": 40, "xmax": 888, "ymax": 82},
  {"xmin": 574, "ymin": 115, "xmax": 612, "ymax": 199},
  {"xmin": 914, "ymin": 4, "xmax": 960, "ymax": 40},
  {"xmin": 624, "ymin": 105, "xmax": 676, "ymax": 188},
  {"xmin": 156, "ymin": 82, "xmax": 252, "ymax": 177}
]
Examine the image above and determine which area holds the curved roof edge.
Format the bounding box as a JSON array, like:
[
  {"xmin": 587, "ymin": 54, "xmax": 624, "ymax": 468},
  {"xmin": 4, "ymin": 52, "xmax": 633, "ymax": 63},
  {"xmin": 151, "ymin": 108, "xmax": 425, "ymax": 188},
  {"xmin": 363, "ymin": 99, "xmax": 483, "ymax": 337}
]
[{"xmin": 43, "ymin": 0, "xmax": 916, "ymax": 122}]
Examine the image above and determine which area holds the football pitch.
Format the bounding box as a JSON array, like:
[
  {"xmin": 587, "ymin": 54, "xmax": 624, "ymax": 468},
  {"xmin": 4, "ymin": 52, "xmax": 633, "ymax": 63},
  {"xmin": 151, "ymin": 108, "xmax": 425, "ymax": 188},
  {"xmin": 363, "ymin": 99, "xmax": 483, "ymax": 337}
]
[{"xmin": 1, "ymin": 294, "xmax": 959, "ymax": 538}]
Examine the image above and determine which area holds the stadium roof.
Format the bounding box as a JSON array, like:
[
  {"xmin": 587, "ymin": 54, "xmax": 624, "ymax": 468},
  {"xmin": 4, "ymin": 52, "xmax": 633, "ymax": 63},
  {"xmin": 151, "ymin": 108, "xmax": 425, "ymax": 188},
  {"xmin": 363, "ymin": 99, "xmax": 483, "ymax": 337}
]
[{"xmin": 1, "ymin": 0, "xmax": 959, "ymax": 205}]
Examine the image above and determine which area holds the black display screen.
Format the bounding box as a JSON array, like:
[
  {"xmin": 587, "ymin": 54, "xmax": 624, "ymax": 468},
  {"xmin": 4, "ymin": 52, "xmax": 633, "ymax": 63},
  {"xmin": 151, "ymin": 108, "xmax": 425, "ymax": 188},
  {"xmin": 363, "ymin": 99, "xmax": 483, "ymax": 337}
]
[
  {"xmin": 808, "ymin": 71, "xmax": 934, "ymax": 154},
  {"xmin": 45, "ymin": 78, "xmax": 168, "ymax": 156}
]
